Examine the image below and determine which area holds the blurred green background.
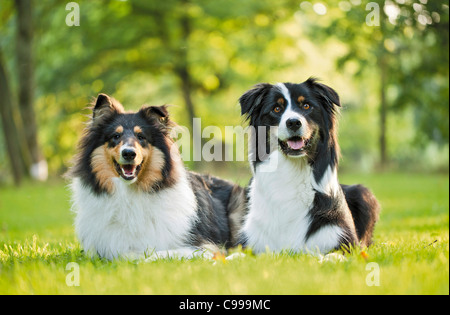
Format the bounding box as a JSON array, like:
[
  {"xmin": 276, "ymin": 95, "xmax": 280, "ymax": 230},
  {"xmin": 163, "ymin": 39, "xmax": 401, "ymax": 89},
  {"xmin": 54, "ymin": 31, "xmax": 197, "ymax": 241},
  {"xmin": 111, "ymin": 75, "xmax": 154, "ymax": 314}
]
[{"xmin": 0, "ymin": 0, "xmax": 448, "ymax": 185}]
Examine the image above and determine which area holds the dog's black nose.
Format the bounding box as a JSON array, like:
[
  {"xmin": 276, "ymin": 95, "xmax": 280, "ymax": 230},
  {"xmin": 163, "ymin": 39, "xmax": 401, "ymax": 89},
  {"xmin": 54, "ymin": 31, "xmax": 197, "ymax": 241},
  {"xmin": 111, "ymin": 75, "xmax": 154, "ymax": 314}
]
[
  {"xmin": 286, "ymin": 118, "xmax": 302, "ymax": 131},
  {"xmin": 122, "ymin": 149, "xmax": 136, "ymax": 161}
]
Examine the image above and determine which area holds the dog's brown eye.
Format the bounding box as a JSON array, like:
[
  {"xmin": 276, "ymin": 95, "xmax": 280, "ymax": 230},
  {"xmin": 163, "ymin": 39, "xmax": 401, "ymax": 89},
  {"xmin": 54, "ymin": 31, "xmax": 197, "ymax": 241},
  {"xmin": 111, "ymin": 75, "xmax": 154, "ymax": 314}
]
[
  {"xmin": 112, "ymin": 134, "xmax": 120, "ymax": 140},
  {"xmin": 137, "ymin": 134, "xmax": 145, "ymax": 141},
  {"xmin": 273, "ymin": 106, "xmax": 282, "ymax": 113},
  {"xmin": 303, "ymin": 104, "xmax": 310, "ymax": 110}
]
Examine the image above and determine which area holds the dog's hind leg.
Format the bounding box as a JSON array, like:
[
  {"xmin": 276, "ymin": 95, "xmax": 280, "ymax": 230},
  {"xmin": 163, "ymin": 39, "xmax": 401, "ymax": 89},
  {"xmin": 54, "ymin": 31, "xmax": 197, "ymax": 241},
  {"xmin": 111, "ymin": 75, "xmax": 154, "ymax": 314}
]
[{"xmin": 341, "ymin": 184, "xmax": 380, "ymax": 247}]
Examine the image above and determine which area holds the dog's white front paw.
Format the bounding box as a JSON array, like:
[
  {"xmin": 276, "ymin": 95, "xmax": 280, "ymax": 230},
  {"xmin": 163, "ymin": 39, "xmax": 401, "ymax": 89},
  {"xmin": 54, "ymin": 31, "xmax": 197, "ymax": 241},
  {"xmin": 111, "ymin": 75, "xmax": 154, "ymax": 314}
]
[
  {"xmin": 318, "ymin": 252, "xmax": 347, "ymax": 263},
  {"xmin": 226, "ymin": 252, "xmax": 246, "ymax": 260},
  {"xmin": 144, "ymin": 247, "xmax": 213, "ymax": 262}
]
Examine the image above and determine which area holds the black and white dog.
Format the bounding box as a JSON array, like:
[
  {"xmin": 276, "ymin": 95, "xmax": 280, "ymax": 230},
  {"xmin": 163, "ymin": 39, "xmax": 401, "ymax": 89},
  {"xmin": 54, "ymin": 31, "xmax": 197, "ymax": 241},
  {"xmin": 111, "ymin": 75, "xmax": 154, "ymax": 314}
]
[{"xmin": 237, "ymin": 78, "xmax": 380, "ymax": 254}]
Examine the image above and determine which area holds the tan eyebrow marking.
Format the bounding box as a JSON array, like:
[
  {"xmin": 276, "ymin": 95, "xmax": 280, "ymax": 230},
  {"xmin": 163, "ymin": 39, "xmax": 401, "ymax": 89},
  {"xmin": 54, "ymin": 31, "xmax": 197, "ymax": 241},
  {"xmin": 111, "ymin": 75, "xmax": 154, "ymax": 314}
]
[
  {"xmin": 277, "ymin": 98, "xmax": 285, "ymax": 105},
  {"xmin": 115, "ymin": 126, "xmax": 123, "ymax": 133},
  {"xmin": 134, "ymin": 126, "xmax": 143, "ymax": 134},
  {"xmin": 297, "ymin": 96, "xmax": 305, "ymax": 103}
]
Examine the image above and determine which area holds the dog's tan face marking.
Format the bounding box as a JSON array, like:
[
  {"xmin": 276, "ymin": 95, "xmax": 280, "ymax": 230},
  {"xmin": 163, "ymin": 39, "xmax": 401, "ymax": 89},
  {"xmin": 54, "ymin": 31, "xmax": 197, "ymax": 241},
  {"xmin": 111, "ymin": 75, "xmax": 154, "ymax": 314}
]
[
  {"xmin": 297, "ymin": 95, "xmax": 305, "ymax": 103},
  {"xmin": 277, "ymin": 98, "xmax": 285, "ymax": 106},
  {"xmin": 135, "ymin": 137, "xmax": 181, "ymax": 192},
  {"xmin": 115, "ymin": 126, "xmax": 124, "ymax": 134},
  {"xmin": 135, "ymin": 146, "xmax": 165, "ymax": 192},
  {"xmin": 134, "ymin": 126, "xmax": 143, "ymax": 134},
  {"xmin": 91, "ymin": 144, "xmax": 118, "ymax": 194}
]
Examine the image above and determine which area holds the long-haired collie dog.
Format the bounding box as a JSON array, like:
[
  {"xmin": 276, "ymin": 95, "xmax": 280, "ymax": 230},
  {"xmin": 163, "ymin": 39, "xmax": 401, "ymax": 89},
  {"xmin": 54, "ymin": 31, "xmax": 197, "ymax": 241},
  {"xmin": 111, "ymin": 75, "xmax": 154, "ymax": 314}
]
[
  {"xmin": 67, "ymin": 93, "xmax": 244, "ymax": 260},
  {"xmin": 237, "ymin": 78, "xmax": 380, "ymax": 254}
]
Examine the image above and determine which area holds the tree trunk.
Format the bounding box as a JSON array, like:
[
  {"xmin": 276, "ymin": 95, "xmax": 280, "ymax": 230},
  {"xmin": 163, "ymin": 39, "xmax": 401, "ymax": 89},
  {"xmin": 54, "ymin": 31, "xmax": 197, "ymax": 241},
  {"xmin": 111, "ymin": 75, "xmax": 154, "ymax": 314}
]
[
  {"xmin": 15, "ymin": 0, "xmax": 47, "ymax": 180},
  {"xmin": 177, "ymin": 66, "xmax": 196, "ymax": 131},
  {"xmin": 176, "ymin": 0, "xmax": 200, "ymax": 166},
  {"xmin": 0, "ymin": 53, "xmax": 25, "ymax": 186},
  {"xmin": 177, "ymin": 0, "xmax": 196, "ymax": 131}
]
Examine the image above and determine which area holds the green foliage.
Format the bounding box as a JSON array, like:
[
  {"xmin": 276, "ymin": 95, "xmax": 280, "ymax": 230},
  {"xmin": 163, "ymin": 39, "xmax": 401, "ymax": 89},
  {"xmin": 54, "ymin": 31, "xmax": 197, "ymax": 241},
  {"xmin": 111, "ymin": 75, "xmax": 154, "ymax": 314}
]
[
  {"xmin": 0, "ymin": 0, "xmax": 448, "ymax": 179},
  {"xmin": 303, "ymin": 0, "xmax": 449, "ymax": 145},
  {"xmin": 20, "ymin": 0, "xmax": 299, "ymax": 173}
]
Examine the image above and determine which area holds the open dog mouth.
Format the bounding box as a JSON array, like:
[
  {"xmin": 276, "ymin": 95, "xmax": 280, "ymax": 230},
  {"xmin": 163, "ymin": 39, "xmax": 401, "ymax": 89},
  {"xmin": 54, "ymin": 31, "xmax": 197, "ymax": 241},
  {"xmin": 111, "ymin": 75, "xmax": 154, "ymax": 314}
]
[
  {"xmin": 113, "ymin": 160, "xmax": 143, "ymax": 181},
  {"xmin": 278, "ymin": 136, "xmax": 311, "ymax": 156}
]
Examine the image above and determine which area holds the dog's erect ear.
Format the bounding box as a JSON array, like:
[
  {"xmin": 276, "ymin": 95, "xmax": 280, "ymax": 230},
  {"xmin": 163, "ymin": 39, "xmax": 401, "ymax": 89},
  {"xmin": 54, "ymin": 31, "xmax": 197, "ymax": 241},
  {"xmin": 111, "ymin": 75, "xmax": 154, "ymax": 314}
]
[
  {"xmin": 92, "ymin": 93, "xmax": 125, "ymax": 121},
  {"xmin": 306, "ymin": 78, "xmax": 340, "ymax": 108},
  {"xmin": 139, "ymin": 105, "xmax": 171, "ymax": 126},
  {"xmin": 239, "ymin": 83, "xmax": 272, "ymax": 119}
]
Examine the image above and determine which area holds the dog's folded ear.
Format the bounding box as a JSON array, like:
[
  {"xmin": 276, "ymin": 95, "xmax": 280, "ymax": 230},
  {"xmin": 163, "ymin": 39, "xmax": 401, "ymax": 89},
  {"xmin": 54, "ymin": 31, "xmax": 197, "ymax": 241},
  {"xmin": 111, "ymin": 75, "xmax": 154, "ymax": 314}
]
[
  {"xmin": 139, "ymin": 105, "xmax": 172, "ymax": 127},
  {"xmin": 306, "ymin": 78, "xmax": 341, "ymax": 108},
  {"xmin": 92, "ymin": 93, "xmax": 125, "ymax": 121},
  {"xmin": 239, "ymin": 83, "xmax": 272, "ymax": 119}
]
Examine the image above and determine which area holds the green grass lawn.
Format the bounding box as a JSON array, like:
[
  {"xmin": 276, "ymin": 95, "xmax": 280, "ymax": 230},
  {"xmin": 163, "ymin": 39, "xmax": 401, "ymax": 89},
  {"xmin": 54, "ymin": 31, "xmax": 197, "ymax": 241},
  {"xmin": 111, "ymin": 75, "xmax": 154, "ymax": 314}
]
[{"xmin": 0, "ymin": 172, "xmax": 448, "ymax": 295}]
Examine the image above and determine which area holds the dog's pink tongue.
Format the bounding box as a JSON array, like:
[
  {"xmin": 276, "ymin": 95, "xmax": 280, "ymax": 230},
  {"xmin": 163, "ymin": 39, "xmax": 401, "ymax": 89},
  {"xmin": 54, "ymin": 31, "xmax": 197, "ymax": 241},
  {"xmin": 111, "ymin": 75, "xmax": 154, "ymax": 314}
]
[
  {"xmin": 287, "ymin": 139, "xmax": 304, "ymax": 150},
  {"xmin": 122, "ymin": 165, "xmax": 135, "ymax": 176}
]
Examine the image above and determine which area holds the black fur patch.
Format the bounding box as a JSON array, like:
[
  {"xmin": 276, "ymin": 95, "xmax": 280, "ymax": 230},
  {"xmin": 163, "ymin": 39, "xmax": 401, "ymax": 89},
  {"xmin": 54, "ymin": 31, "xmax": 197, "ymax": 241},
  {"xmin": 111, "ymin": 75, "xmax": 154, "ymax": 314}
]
[{"xmin": 188, "ymin": 173, "xmax": 235, "ymax": 247}]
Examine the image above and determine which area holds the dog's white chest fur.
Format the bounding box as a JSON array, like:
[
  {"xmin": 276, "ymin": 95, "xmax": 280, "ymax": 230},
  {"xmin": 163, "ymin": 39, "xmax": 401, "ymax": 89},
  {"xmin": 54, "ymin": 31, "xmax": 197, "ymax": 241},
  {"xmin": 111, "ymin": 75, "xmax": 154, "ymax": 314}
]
[
  {"xmin": 243, "ymin": 151, "xmax": 342, "ymax": 254},
  {"xmin": 70, "ymin": 174, "xmax": 197, "ymax": 260}
]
